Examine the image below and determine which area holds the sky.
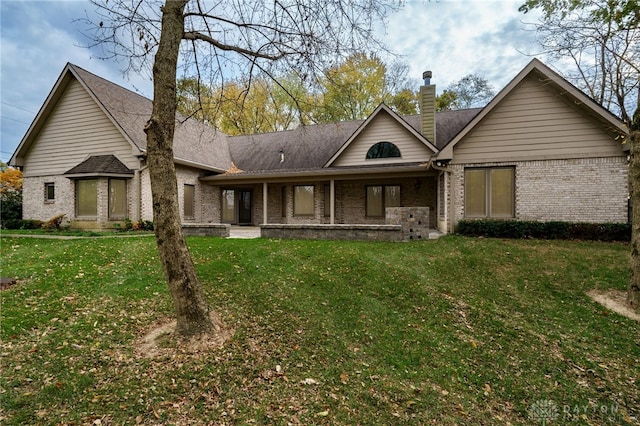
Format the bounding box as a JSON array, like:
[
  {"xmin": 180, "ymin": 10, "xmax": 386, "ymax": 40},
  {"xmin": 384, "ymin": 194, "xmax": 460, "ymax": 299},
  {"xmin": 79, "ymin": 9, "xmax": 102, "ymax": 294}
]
[{"xmin": 0, "ymin": 0, "xmax": 545, "ymax": 164}]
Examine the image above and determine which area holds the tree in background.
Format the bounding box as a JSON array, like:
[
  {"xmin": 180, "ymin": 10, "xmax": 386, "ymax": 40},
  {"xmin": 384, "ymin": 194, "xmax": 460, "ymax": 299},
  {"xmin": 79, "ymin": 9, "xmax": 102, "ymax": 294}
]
[
  {"xmin": 520, "ymin": 0, "xmax": 639, "ymax": 123},
  {"xmin": 435, "ymin": 89, "xmax": 459, "ymax": 111},
  {"xmin": 177, "ymin": 53, "xmax": 418, "ymax": 132},
  {"xmin": 315, "ymin": 53, "xmax": 418, "ymax": 122},
  {"xmin": 521, "ymin": 0, "xmax": 639, "ymax": 307},
  {"xmin": 178, "ymin": 73, "xmax": 313, "ymax": 135},
  {"xmin": 435, "ymin": 74, "xmax": 495, "ymax": 110},
  {"xmin": 0, "ymin": 162, "xmax": 23, "ymax": 228},
  {"xmin": 89, "ymin": 0, "xmax": 399, "ymax": 339}
]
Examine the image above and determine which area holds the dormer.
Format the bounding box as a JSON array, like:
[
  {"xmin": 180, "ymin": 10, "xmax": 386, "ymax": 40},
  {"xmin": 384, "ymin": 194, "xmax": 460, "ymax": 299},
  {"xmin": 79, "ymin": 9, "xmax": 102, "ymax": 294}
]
[{"xmin": 325, "ymin": 104, "xmax": 437, "ymax": 167}]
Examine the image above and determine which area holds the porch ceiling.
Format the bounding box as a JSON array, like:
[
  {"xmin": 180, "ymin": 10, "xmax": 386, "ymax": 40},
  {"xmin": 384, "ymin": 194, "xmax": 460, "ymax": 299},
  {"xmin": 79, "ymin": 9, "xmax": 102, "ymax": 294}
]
[{"xmin": 199, "ymin": 163, "xmax": 436, "ymax": 184}]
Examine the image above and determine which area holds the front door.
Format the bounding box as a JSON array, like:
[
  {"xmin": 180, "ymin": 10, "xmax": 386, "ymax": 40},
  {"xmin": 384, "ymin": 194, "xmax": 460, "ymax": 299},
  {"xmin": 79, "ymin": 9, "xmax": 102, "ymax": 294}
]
[{"xmin": 238, "ymin": 190, "xmax": 252, "ymax": 225}]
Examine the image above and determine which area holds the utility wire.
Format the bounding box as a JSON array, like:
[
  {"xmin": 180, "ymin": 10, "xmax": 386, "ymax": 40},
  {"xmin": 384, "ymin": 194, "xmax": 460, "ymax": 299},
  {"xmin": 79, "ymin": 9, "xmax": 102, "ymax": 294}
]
[{"xmin": 1, "ymin": 101, "xmax": 35, "ymax": 114}]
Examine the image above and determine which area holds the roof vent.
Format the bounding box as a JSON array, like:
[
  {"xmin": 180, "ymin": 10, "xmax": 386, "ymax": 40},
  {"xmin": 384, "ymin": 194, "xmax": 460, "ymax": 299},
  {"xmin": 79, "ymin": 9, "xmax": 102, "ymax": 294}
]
[{"xmin": 423, "ymin": 71, "xmax": 432, "ymax": 86}]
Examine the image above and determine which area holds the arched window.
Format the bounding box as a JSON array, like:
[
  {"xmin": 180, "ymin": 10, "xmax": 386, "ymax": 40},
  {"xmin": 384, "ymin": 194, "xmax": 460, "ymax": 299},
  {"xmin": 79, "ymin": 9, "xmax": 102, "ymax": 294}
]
[{"xmin": 366, "ymin": 142, "xmax": 401, "ymax": 159}]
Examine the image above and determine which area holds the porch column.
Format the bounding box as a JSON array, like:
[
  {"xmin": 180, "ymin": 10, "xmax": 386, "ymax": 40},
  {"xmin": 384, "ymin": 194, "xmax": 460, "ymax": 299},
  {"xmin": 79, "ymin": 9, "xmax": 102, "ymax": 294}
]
[
  {"xmin": 330, "ymin": 179, "xmax": 335, "ymax": 225},
  {"xmin": 263, "ymin": 182, "xmax": 268, "ymax": 225}
]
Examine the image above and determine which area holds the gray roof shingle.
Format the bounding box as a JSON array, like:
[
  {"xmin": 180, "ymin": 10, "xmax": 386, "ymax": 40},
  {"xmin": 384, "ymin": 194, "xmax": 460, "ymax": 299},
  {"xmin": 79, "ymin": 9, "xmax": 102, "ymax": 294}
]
[
  {"xmin": 70, "ymin": 64, "xmax": 233, "ymax": 172},
  {"xmin": 65, "ymin": 154, "xmax": 134, "ymax": 175},
  {"xmin": 228, "ymin": 109, "xmax": 481, "ymax": 173}
]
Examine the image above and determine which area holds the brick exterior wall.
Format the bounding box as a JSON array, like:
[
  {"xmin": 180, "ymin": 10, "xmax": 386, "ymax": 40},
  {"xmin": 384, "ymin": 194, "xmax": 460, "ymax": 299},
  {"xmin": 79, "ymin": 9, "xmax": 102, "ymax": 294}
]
[
  {"xmin": 205, "ymin": 176, "xmax": 438, "ymax": 227},
  {"xmin": 449, "ymin": 157, "xmax": 628, "ymax": 227},
  {"xmin": 23, "ymin": 164, "xmax": 210, "ymax": 229},
  {"xmin": 261, "ymin": 224, "xmax": 403, "ymax": 241},
  {"xmin": 385, "ymin": 207, "xmax": 430, "ymax": 240},
  {"xmin": 23, "ymin": 175, "xmax": 75, "ymax": 224},
  {"xmin": 23, "ymin": 175, "xmax": 137, "ymax": 229}
]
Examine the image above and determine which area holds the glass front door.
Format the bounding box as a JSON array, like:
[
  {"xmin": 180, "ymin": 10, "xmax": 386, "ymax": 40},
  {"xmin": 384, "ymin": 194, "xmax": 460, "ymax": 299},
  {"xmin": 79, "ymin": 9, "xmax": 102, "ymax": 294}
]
[
  {"xmin": 238, "ymin": 190, "xmax": 252, "ymax": 225},
  {"xmin": 222, "ymin": 189, "xmax": 252, "ymax": 225}
]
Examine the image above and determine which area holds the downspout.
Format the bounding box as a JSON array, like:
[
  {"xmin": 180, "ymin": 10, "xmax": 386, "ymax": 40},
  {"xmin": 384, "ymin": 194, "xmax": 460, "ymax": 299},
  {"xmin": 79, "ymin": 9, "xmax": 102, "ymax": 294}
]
[
  {"xmin": 330, "ymin": 179, "xmax": 335, "ymax": 225},
  {"xmin": 429, "ymin": 159, "xmax": 453, "ymax": 234},
  {"xmin": 137, "ymin": 160, "xmax": 149, "ymax": 223},
  {"xmin": 263, "ymin": 181, "xmax": 268, "ymax": 225}
]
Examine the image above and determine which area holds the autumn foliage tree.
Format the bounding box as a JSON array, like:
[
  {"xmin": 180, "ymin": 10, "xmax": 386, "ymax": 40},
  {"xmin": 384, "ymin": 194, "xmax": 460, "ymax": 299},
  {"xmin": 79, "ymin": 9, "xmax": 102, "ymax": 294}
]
[
  {"xmin": 315, "ymin": 53, "xmax": 418, "ymax": 122},
  {"xmin": 177, "ymin": 73, "xmax": 312, "ymax": 135},
  {"xmin": 176, "ymin": 53, "xmax": 418, "ymax": 133},
  {"xmin": 0, "ymin": 162, "xmax": 23, "ymax": 228}
]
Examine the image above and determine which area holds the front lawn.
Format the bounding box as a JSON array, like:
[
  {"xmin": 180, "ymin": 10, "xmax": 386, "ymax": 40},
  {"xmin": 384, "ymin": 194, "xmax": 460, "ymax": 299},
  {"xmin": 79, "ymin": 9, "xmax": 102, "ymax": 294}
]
[{"xmin": 0, "ymin": 235, "xmax": 637, "ymax": 425}]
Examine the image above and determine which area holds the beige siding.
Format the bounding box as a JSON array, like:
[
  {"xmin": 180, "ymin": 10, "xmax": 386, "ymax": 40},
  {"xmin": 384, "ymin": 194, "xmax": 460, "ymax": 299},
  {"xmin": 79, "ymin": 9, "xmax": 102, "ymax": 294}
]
[
  {"xmin": 333, "ymin": 111, "xmax": 433, "ymax": 167},
  {"xmin": 452, "ymin": 75, "xmax": 624, "ymax": 164},
  {"xmin": 22, "ymin": 79, "xmax": 138, "ymax": 177}
]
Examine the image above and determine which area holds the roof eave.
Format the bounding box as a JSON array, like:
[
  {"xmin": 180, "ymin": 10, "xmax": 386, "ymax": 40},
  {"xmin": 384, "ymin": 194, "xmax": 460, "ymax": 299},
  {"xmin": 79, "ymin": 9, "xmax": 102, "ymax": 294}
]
[
  {"xmin": 436, "ymin": 58, "xmax": 629, "ymax": 161},
  {"xmin": 9, "ymin": 64, "xmax": 75, "ymax": 167},
  {"xmin": 64, "ymin": 172, "xmax": 135, "ymax": 179},
  {"xmin": 201, "ymin": 163, "xmax": 433, "ymax": 184},
  {"xmin": 68, "ymin": 65, "xmax": 145, "ymax": 155},
  {"xmin": 173, "ymin": 156, "xmax": 228, "ymax": 173}
]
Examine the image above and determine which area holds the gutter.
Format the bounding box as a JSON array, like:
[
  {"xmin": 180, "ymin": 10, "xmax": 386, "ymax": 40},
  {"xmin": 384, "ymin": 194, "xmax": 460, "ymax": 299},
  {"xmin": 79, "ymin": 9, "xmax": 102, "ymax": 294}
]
[{"xmin": 200, "ymin": 163, "xmax": 434, "ymax": 184}]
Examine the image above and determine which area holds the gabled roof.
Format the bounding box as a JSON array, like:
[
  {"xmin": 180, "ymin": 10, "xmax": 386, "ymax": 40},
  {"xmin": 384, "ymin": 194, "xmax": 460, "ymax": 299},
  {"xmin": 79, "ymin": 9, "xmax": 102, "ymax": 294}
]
[
  {"xmin": 10, "ymin": 63, "xmax": 232, "ymax": 172},
  {"xmin": 324, "ymin": 104, "xmax": 439, "ymax": 167},
  {"xmin": 222, "ymin": 107, "xmax": 481, "ymax": 178},
  {"xmin": 64, "ymin": 155, "xmax": 134, "ymax": 177},
  {"xmin": 437, "ymin": 58, "xmax": 629, "ymax": 160}
]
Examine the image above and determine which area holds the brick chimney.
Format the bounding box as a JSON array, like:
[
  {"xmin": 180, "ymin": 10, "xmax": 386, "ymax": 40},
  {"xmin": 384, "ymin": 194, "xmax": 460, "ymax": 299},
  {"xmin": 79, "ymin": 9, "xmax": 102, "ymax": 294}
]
[{"xmin": 420, "ymin": 71, "xmax": 436, "ymax": 146}]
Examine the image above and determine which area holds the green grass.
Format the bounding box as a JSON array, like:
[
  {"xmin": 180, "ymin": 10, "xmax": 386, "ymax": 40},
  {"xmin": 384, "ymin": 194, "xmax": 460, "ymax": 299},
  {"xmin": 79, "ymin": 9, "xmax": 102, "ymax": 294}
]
[
  {"xmin": 0, "ymin": 235, "xmax": 638, "ymax": 425},
  {"xmin": 0, "ymin": 228, "xmax": 153, "ymax": 237}
]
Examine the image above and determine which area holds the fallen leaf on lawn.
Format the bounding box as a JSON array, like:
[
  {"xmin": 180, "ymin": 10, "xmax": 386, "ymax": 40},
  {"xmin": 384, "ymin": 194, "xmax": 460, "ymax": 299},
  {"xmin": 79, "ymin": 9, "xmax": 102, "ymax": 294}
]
[
  {"xmin": 315, "ymin": 410, "xmax": 329, "ymax": 417},
  {"xmin": 340, "ymin": 372, "xmax": 349, "ymax": 384}
]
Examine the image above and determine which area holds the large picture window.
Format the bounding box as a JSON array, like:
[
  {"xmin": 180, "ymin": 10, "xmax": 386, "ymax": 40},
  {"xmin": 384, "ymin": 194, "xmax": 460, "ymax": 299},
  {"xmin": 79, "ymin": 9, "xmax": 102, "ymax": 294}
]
[
  {"xmin": 366, "ymin": 185, "xmax": 401, "ymax": 217},
  {"xmin": 76, "ymin": 179, "xmax": 97, "ymax": 217},
  {"xmin": 294, "ymin": 185, "xmax": 314, "ymax": 216},
  {"xmin": 184, "ymin": 184, "xmax": 195, "ymax": 219},
  {"xmin": 464, "ymin": 167, "xmax": 514, "ymax": 218},
  {"xmin": 109, "ymin": 179, "xmax": 127, "ymax": 219}
]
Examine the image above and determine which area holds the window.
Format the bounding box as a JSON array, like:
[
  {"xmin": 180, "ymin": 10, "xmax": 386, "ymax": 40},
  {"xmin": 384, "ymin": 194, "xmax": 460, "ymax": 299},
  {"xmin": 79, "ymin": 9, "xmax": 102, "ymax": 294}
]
[
  {"xmin": 76, "ymin": 179, "xmax": 97, "ymax": 217},
  {"xmin": 294, "ymin": 185, "xmax": 314, "ymax": 216},
  {"xmin": 222, "ymin": 189, "xmax": 235, "ymax": 222},
  {"xmin": 44, "ymin": 183, "xmax": 55, "ymax": 202},
  {"xmin": 366, "ymin": 185, "xmax": 401, "ymax": 217},
  {"xmin": 184, "ymin": 184, "xmax": 195, "ymax": 218},
  {"xmin": 464, "ymin": 167, "xmax": 514, "ymax": 218},
  {"xmin": 109, "ymin": 179, "xmax": 127, "ymax": 218},
  {"xmin": 366, "ymin": 142, "xmax": 401, "ymax": 159}
]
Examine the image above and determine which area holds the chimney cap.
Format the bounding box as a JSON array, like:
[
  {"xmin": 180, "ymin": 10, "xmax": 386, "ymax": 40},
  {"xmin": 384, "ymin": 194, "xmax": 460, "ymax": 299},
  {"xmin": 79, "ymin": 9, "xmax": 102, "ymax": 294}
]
[{"xmin": 422, "ymin": 70, "xmax": 433, "ymax": 86}]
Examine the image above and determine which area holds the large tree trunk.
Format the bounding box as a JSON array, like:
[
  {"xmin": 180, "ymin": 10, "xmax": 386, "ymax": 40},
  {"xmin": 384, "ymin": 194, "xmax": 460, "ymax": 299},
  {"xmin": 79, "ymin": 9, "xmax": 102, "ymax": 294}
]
[
  {"xmin": 144, "ymin": 0, "xmax": 216, "ymax": 337},
  {"xmin": 630, "ymin": 106, "xmax": 640, "ymax": 308}
]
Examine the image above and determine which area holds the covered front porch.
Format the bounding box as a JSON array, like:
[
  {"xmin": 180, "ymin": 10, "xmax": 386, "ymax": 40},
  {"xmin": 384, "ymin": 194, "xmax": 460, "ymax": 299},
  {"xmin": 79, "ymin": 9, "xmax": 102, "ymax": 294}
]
[{"xmin": 199, "ymin": 164, "xmax": 450, "ymax": 241}]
